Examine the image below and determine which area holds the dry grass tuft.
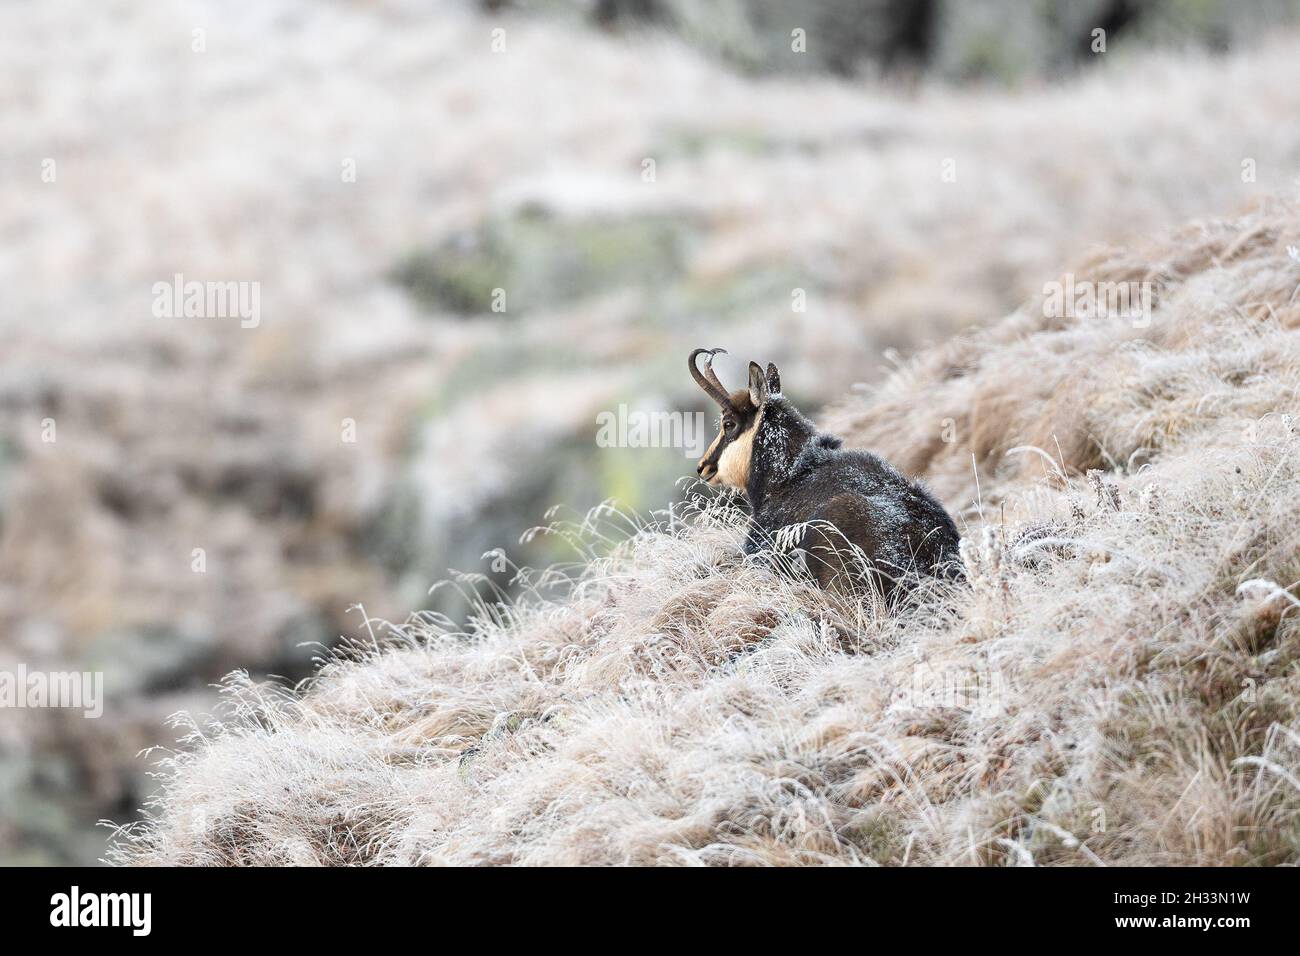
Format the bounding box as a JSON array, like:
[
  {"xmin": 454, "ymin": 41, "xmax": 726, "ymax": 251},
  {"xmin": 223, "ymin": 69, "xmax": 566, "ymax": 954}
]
[{"xmin": 112, "ymin": 203, "xmax": 1300, "ymax": 865}]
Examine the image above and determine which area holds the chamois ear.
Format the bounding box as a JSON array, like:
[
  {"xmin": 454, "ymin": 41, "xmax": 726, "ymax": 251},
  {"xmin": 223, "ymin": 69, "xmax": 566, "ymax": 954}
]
[
  {"xmin": 748, "ymin": 361, "xmax": 768, "ymax": 406},
  {"xmin": 765, "ymin": 362, "xmax": 781, "ymax": 395}
]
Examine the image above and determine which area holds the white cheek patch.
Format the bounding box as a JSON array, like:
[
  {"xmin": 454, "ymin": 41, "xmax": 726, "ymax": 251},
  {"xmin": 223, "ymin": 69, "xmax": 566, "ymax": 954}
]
[
  {"xmin": 717, "ymin": 437, "xmax": 749, "ymax": 489},
  {"xmin": 717, "ymin": 408, "xmax": 762, "ymax": 490}
]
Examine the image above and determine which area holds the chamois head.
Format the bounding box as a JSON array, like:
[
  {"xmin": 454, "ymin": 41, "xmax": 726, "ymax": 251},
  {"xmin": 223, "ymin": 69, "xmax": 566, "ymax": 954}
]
[{"xmin": 690, "ymin": 347, "xmax": 781, "ymax": 490}]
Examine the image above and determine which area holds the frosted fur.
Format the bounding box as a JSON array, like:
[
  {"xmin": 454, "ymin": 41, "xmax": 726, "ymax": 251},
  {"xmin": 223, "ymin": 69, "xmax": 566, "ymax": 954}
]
[{"xmin": 735, "ymin": 389, "xmax": 961, "ymax": 597}]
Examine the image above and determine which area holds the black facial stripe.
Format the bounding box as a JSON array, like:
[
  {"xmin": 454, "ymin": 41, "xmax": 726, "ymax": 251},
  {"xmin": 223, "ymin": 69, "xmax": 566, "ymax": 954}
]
[{"xmin": 702, "ymin": 432, "xmax": 730, "ymax": 466}]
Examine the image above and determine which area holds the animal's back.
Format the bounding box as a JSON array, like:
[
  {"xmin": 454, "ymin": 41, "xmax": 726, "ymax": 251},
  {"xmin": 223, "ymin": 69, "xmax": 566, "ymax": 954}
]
[{"xmin": 754, "ymin": 447, "xmax": 961, "ymax": 595}]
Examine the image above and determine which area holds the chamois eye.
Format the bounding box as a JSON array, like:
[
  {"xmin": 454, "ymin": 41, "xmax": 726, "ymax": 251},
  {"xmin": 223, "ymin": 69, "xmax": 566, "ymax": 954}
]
[{"xmin": 723, "ymin": 419, "xmax": 736, "ymax": 432}]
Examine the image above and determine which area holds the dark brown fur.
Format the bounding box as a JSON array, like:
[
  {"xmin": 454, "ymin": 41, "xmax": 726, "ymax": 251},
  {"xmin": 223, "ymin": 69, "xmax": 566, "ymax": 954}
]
[{"xmin": 692, "ymin": 351, "xmax": 962, "ymax": 599}]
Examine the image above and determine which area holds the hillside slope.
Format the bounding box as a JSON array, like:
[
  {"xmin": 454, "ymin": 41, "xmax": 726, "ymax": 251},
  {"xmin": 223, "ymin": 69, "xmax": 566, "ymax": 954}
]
[
  {"xmin": 7, "ymin": 2, "xmax": 1300, "ymax": 864},
  {"xmin": 114, "ymin": 201, "xmax": 1300, "ymax": 865}
]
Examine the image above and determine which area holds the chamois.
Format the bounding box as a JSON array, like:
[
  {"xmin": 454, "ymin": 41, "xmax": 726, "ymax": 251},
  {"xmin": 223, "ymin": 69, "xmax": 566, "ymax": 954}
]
[{"xmin": 690, "ymin": 348, "xmax": 962, "ymax": 599}]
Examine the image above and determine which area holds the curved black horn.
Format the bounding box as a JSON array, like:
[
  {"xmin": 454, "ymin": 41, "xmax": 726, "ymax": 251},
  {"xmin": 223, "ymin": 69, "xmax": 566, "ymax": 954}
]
[
  {"xmin": 689, "ymin": 348, "xmax": 734, "ymax": 410},
  {"xmin": 701, "ymin": 348, "xmax": 729, "ymax": 394}
]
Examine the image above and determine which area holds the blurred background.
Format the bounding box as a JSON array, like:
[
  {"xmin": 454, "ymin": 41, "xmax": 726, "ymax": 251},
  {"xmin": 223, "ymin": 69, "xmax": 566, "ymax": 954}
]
[{"xmin": 2, "ymin": 0, "xmax": 1300, "ymax": 864}]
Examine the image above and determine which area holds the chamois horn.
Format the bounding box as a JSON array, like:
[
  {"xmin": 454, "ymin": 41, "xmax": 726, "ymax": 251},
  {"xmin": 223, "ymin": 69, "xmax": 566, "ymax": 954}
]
[{"xmin": 688, "ymin": 348, "xmax": 735, "ymax": 411}]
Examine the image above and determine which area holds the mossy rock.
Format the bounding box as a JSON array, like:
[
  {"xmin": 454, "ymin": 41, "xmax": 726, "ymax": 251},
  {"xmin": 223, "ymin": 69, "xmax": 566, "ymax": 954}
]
[{"xmin": 393, "ymin": 210, "xmax": 694, "ymax": 317}]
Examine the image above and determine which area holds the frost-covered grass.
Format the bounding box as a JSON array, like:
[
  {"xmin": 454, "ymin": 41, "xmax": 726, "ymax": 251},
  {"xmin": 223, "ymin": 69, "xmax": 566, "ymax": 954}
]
[{"xmin": 111, "ymin": 203, "xmax": 1300, "ymax": 865}]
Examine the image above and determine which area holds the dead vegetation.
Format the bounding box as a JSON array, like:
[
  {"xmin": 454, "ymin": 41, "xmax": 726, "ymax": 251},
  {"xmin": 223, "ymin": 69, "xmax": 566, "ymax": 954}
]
[{"xmin": 113, "ymin": 201, "xmax": 1300, "ymax": 865}]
